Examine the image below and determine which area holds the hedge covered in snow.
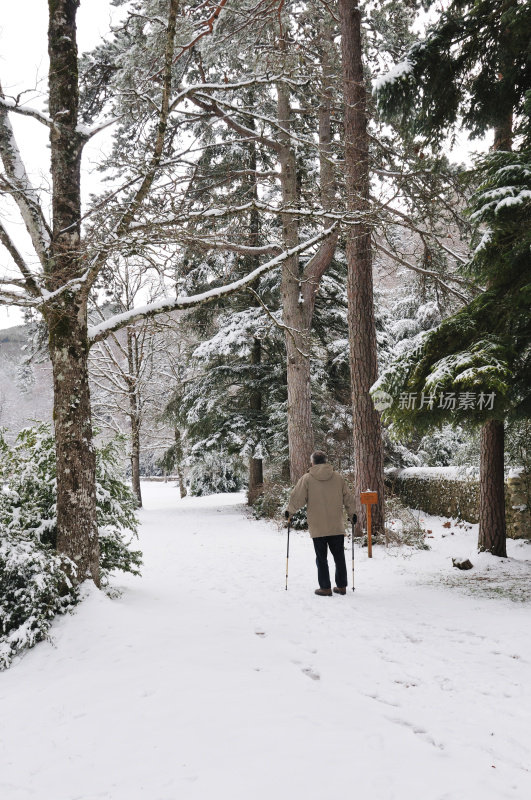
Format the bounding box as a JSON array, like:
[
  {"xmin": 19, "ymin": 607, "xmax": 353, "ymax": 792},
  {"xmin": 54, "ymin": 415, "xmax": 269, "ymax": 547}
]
[{"xmin": 386, "ymin": 466, "xmax": 530, "ymax": 539}]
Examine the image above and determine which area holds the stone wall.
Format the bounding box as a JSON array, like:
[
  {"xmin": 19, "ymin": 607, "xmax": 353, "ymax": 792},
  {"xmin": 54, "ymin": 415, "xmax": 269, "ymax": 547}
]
[
  {"xmin": 386, "ymin": 467, "xmax": 530, "ymax": 540},
  {"xmin": 506, "ymin": 469, "xmax": 531, "ymax": 540}
]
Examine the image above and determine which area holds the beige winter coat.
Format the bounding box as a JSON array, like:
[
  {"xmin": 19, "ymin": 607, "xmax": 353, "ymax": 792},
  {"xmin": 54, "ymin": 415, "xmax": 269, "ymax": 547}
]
[{"xmin": 287, "ymin": 463, "xmax": 357, "ymax": 538}]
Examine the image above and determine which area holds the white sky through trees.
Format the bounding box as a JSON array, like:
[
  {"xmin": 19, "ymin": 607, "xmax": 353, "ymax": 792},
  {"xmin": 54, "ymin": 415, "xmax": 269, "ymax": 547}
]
[
  {"xmin": 0, "ymin": 1, "xmax": 488, "ymax": 330},
  {"xmin": 0, "ymin": 0, "xmax": 116, "ymax": 328}
]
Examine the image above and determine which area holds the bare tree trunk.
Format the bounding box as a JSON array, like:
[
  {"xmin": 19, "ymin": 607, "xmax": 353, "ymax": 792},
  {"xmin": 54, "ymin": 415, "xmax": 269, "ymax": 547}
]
[
  {"xmin": 477, "ymin": 113, "xmax": 511, "ymax": 555},
  {"xmin": 174, "ymin": 428, "xmax": 187, "ymax": 497},
  {"xmin": 277, "ymin": 77, "xmax": 314, "ymax": 482},
  {"xmin": 247, "ymin": 133, "xmax": 264, "ymax": 503},
  {"xmin": 126, "ymin": 328, "xmax": 143, "ymax": 507},
  {"xmin": 248, "ymin": 336, "xmax": 264, "ymax": 503},
  {"xmin": 130, "ymin": 412, "xmax": 142, "ymax": 507},
  {"xmin": 49, "ymin": 305, "xmax": 99, "ymax": 585},
  {"xmin": 277, "ymin": 31, "xmax": 339, "ymax": 483},
  {"xmin": 318, "ymin": 21, "xmax": 336, "ymax": 212},
  {"xmin": 47, "ymin": 0, "xmax": 99, "ymax": 585},
  {"xmin": 478, "ymin": 420, "xmax": 507, "ymax": 555},
  {"xmin": 339, "ymin": 0, "xmax": 385, "ymax": 534}
]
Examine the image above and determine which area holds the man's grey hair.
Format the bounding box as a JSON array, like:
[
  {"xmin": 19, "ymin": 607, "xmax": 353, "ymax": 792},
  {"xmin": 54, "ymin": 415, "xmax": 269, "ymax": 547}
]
[{"xmin": 311, "ymin": 450, "xmax": 327, "ymax": 465}]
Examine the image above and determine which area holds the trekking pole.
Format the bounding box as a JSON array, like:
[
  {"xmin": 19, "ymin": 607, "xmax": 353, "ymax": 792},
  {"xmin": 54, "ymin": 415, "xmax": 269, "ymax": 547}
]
[
  {"xmin": 285, "ymin": 518, "xmax": 291, "ymax": 590},
  {"xmin": 351, "ymin": 516, "xmax": 355, "ymax": 592}
]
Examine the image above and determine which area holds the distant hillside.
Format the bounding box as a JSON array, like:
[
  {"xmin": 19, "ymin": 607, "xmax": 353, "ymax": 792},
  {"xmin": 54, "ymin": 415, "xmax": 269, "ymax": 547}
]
[{"xmin": 0, "ymin": 324, "xmax": 53, "ymax": 439}]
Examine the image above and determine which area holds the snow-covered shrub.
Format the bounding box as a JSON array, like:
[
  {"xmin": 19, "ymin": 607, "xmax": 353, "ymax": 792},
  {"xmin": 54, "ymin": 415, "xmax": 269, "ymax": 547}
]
[
  {"xmin": 417, "ymin": 425, "xmax": 469, "ymax": 467},
  {"xmin": 95, "ymin": 436, "xmax": 142, "ymax": 578},
  {"xmin": 384, "ymin": 495, "xmax": 430, "ymax": 550},
  {"xmin": 0, "ymin": 425, "xmax": 141, "ymax": 668},
  {"xmin": 252, "ymin": 481, "xmax": 307, "ymax": 529},
  {"xmin": 187, "ymin": 450, "xmax": 246, "ymax": 496},
  {"xmin": 0, "ymin": 532, "xmax": 77, "ymax": 670},
  {"xmin": 0, "ymin": 426, "xmax": 57, "ymax": 547}
]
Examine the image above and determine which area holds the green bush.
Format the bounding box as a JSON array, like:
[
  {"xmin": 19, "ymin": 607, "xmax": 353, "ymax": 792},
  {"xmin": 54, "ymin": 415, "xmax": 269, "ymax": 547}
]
[
  {"xmin": 0, "ymin": 425, "xmax": 142, "ymax": 668},
  {"xmin": 187, "ymin": 450, "xmax": 246, "ymax": 496},
  {"xmin": 251, "ymin": 480, "xmax": 308, "ymax": 529},
  {"xmin": 0, "ymin": 534, "xmax": 76, "ymax": 670}
]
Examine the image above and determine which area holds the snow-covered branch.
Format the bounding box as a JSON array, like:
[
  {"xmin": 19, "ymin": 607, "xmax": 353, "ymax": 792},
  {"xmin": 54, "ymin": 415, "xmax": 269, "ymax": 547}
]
[
  {"xmin": 88, "ymin": 224, "xmax": 338, "ymax": 344},
  {"xmin": 129, "ymin": 200, "xmax": 370, "ymax": 231},
  {"xmin": 167, "ymin": 74, "xmax": 301, "ymax": 114},
  {"xmin": 188, "ymin": 93, "xmax": 280, "ymax": 152},
  {"xmin": 77, "ymin": 116, "xmax": 120, "ymax": 141},
  {"xmin": 0, "ymin": 220, "xmax": 42, "ymax": 297},
  {"xmin": 0, "ymin": 83, "xmax": 51, "ymax": 268},
  {"xmin": 374, "ymin": 240, "xmax": 469, "ymax": 303},
  {"xmin": 376, "ymin": 201, "xmax": 469, "ymax": 266},
  {"xmin": 0, "ymin": 288, "xmax": 38, "ymax": 306},
  {"xmin": 0, "ymin": 96, "xmax": 55, "ymax": 129},
  {"xmin": 183, "ymin": 236, "xmax": 282, "ymax": 256}
]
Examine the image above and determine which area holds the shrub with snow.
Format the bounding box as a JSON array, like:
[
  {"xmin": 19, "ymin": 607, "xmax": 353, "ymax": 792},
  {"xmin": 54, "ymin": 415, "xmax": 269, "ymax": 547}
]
[
  {"xmin": 0, "ymin": 533, "xmax": 77, "ymax": 670},
  {"xmin": 0, "ymin": 425, "xmax": 142, "ymax": 668},
  {"xmin": 252, "ymin": 481, "xmax": 307, "ymax": 529},
  {"xmin": 187, "ymin": 449, "xmax": 246, "ymax": 496},
  {"xmin": 384, "ymin": 495, "xmax": 430, "ymax": 551}
]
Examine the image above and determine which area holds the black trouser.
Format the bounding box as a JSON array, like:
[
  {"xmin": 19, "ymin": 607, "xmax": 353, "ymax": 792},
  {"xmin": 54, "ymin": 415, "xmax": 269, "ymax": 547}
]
[{"xmin": 312, "ymin": 535, "xmax": 348, "ymax": 590}]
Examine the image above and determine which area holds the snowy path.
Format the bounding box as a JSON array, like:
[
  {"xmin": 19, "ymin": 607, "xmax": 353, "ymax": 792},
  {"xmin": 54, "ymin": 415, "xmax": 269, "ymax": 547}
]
[{"xmin": 1, "ymin": 482, "xmax": 530, "ymax": 800}]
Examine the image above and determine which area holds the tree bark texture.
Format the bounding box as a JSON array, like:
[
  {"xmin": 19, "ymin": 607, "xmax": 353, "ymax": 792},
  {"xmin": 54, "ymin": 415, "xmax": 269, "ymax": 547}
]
[
  {"xmin": 477, "ymin": 112, "xmax": 512, "ymax": 555},
  {"xmin": 339, "ymin": 0, "xmax": 385, "ymax": 533},
  {"xmin": 49, "ymin": 304, "xmax": 99, "ymax": 584},
  {"xmin": 47, "ymin": 0, "xmax": 100, "ymax": 585},
  {"xmin": 247, "ymin": 135, "xmax": 264, "ymax": 502},
  {"xmin": 277, "ymin": 78, "xmax": 315, "ymax": 482},
  {"xmin": 318, "ymin": 21, "xmax": 336, "ymax": 213},
  {"xmin": 478, "ymin": 420, "xmax": 507, "ymax": 556},
  {"xmin": 277, "ymin": 37, "xmax": 339, "ymax": 483},
  {"xmin": 130, "ymin": 411, "xmax": 142, "ymax": 508},
  {"xmin": 173, "ymin": 428, "xmax": 187, "ymax": 498},
  {"xmin": 248, "ymin": 336, "xmax": 264, "ymax": 503},
  {"xmin": 127, "ymin": 328, "xmax": 143, "ymax": 508}
]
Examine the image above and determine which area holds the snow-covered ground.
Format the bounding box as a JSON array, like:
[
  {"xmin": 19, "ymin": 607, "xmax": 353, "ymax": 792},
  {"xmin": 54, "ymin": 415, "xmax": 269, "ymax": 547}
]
[{"xmin": 1, "ymin": 482, "xmax": 530, "ymax": 800}]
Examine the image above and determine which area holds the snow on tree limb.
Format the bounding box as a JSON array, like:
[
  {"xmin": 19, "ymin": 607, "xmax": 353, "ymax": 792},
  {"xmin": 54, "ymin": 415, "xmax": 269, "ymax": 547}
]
[
  {"xmin": 88, "ymin": 224, "xmax": 338, "ymax": 345},
  {"xmin": 0, "ymin": 83, "xmax": 51, "ymax": 268},
  {"xmin": 128, "ymin": 200, "xmax": 370, "ymax": 231},
  {"xmin": 0, "ymin": 96, "xmax": 55, "ymax": 130},
  {"xmin": 374, "ymin": 240, "xmax": 469, "ymax": 303},
  {"xmin": 76, "ymin": 116, "xmax": 120, "ymax": 141},
  {"xmin": 0, "ymin": 221, "xmax": 42, "ymax": 297},
  {"xmin": 181, "ymin": 236, "xmax": 282, "ymax": 256},
  {"xmin": 0, "ymin": 288, "xmax": 37, "ymax": 306},
  {"xmin": 167, "ymin": 74, "xmax": 305, "ymax": 115}
]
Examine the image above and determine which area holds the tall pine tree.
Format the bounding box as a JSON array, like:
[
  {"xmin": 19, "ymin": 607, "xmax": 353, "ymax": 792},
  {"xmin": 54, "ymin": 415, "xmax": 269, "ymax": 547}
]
[{"xmin": 375, "ymin": 0, "xmax": 531, "ymax": 555}]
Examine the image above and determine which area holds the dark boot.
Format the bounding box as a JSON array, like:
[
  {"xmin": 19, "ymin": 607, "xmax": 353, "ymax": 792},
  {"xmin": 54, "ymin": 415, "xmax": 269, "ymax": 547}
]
[
  {"xmin": 315, "ymin": 588, "xmax": 332, "ymax": 596},
  {"xmin": 333, "ymin": 587, "xmax": 346, "ymax": 595}
]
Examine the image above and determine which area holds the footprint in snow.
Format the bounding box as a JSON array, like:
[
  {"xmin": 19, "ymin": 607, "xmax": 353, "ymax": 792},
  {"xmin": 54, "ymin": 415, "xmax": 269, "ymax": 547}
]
[
  {"xmin": 365, "ymin": 692, "xmax": 401, "ymax": 708},
  {"xmin": 387, "ymin": 716, "xmax": 444, "ymax": 750},
  {"xmin": 302, "ymin": 667, "xmax": 320, "ymax": 681}
]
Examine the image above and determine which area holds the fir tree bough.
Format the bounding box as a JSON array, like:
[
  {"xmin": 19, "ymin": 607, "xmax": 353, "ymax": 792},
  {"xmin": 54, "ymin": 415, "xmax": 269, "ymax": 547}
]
[{"xmin": 373, "ymin": 148, "xmax": 531, "ymax": 435}]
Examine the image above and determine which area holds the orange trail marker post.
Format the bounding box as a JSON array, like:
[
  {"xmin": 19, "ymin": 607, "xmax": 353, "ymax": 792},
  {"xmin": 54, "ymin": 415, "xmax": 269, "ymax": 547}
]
[{"xmin": 360, "ymin": 491, "xmax": 378, "ymax": 558}]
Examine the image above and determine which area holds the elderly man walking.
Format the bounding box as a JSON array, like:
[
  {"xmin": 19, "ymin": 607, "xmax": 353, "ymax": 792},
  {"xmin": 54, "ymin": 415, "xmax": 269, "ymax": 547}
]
[{"xmin": 286, "ymin": 451, "xmax": 357, "ymax": 596}]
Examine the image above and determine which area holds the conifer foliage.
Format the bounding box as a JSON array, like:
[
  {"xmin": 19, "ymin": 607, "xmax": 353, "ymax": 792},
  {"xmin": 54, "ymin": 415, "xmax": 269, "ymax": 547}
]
[
  {"xmin": 374, "ymin": 0, "xmax": 531, "ymax": 555},
  {"xmin": 0, "ymin": 425, "xmax": 141, "ymax": 668}
]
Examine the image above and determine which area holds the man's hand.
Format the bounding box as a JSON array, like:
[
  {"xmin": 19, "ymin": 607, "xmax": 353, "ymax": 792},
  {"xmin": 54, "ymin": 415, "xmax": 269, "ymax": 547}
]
[
  {"xmin": 284, "ymin": 510, "xmax": 291, "ymax": 520},
  {"xmin": 349, "ymin": 513, "xmax": 357, "ymax": 525}
]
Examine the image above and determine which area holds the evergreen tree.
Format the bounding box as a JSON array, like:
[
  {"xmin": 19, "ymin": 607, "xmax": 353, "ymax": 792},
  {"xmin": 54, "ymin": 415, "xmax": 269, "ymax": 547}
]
[{"xmin": 374, "ymin": 0, "xmax": 531, "ymax": 555}]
